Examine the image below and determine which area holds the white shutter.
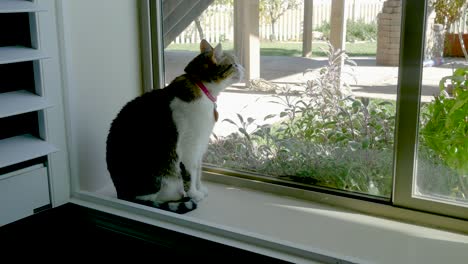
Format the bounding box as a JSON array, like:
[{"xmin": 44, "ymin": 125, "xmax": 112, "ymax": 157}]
[{"xmin": 0, "ymin": 0, "xmax": 56, "ymax": 225}]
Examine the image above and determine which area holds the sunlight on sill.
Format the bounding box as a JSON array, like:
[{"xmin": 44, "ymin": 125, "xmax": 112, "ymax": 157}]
[{"xmin": 268, "ymin": 203, "xmax": 468, "ymax": 244}]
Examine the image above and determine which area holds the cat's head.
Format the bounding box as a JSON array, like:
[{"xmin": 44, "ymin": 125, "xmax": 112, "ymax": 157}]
[{"xmin": 184, "ymin": 39, "xmax": 244, "ymax": 88}]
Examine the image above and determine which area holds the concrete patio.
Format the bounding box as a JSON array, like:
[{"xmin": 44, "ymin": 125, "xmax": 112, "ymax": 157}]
[{"xmin": 164, "ymin": 50, "xmax": 466, "ymax": 137}]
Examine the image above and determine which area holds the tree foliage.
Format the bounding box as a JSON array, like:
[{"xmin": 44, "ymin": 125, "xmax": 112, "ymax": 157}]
[
  {"xmin": 431, "ymin": 0, "xmax": 466, "ymax": 30},
  {"xmin": 260, "ymin": 0, "xmax": 301, "ymax": 41},
  {"xmin": 213, "ymin": 0, "xmax": 302, "ymax": 41}
]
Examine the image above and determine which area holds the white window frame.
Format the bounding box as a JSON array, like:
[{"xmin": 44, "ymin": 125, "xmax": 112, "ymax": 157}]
[
  {"xmin": 141, "ymin": 0, "xmax": 468, "ymax": 231},
  {"xmin": 392, "ymin": 0, "xmax": 468, "ymax": 220}
]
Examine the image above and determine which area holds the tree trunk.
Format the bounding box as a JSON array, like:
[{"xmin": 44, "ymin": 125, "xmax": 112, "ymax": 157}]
[
  {"xmin": 458, "ymin": 31, "xmax": 468, "ymax": 61},
  {"xmin": 195, "ymin": 18, "xmax": 205, "ymax": 40},
  {"xmin": 270, "ymin": 19, "xmax": 276, "ymax": 41}
]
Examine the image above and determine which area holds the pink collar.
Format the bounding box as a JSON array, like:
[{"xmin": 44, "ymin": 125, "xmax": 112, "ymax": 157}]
[{"xmin": 196, "ymin": 81, "xmax": 217, "ymax": 103}]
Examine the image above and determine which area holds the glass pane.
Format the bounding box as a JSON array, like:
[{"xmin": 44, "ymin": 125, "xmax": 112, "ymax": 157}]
[
  {"xmin": 162, "ymin": 0, "xmax": 398, "ymax": 198},
  {"xmin": 417, "ymin": 2, "xmax": 468, "ymax": 205}
]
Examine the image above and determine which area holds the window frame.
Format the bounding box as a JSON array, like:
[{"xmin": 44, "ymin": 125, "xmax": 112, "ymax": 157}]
[
  {"xmin": 392, "ymin": 0, "xmax": 468, "ymax": 220},
  {"xmin": 140, "ymin": 0, "xmax": 165, "ymax": 92},
  {"xmin": 141, "ymin": 0, "xmax": 468, "ymax": 232}
]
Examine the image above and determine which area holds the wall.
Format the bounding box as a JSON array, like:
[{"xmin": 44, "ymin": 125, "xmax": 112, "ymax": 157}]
[
  {"xmin": 62, "ymin": 0, "xmax": 142, "ymax": 192},
  {"xmin": 376, "ymin": 0, "xmax": 401, "ymax": 66}
]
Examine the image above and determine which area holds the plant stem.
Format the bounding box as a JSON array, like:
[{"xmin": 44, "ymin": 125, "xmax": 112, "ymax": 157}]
[{"xmin": 457, "ymin": 171, "xmax": 468, "ymax": 198}]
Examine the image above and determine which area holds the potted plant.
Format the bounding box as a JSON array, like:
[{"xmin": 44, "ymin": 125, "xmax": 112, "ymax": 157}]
[
  {"xmin": 444, "ymin": 31, "xmax": 468, "ymax": 57},
  {"xmin": 431, "ymin": 0, "xmax": 468, "ymax": 58}
]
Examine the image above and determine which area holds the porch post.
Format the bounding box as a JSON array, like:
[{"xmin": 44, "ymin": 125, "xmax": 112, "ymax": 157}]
[
  {"xmin": 302, "ymin": 0, "xmax": 313, "ymax": 57},
  {"xmin": 234, "ymin": 0, "xmax": 260, "ymax": 84},
  {"xmin": 330, "ymin": 0, "xmax": 347, "ymax": 87},
  {"xmin": 330, "ymin": 0, "xmax": 347, "ymax": 52}
]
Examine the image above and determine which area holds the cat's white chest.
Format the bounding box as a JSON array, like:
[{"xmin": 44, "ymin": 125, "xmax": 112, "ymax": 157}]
[
  {"xmin": 171, "ymin": 96, "xmax": 215, "ymax": 132},
  {"xmin": 170, "ymin": 96, "xmax": 216, "ymax": 160}
]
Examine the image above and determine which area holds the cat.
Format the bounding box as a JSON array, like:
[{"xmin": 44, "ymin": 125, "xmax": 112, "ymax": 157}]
[{"xmin": 106, "ymin": 39, "xmax": 244, "ymax": 214}]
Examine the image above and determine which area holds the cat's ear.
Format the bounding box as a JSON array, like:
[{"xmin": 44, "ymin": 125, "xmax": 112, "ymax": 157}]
[
  {"xmin": 214, "ymin": 43, "xmax": 223, "ymax": 59},
  {"xmin": 200, "ymin": 39, "xmax": 218, "ymax": 64},
  {"xmin": 200, "ymin": 39, "xmax": 213, "ymax": 54}
]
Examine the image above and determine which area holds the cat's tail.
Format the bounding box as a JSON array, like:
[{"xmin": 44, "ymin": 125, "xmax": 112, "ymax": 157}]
[{"xmin": 133, "ymin": 196, "xmax": 197, "ymax": 214}]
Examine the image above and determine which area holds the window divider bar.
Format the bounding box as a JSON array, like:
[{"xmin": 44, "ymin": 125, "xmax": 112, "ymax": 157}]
[
  {"xmin": 149, "ymin": 0, "xmax": 165, "ymax": 90},
  {"xmin": 392, "ymin": 0, "xmax": 426, "ymax": 205}
]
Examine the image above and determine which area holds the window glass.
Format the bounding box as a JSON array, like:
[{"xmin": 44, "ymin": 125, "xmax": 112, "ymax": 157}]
[
  {"xmin": 416, "ymin": 2, "xmax": 468, "ymax": 205},
  {"xmin": 162, "ymin": 0, "xmax": 399, "ymax": 198}
]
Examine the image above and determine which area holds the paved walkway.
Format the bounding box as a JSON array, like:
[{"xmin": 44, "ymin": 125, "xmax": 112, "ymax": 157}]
[{"xmin": 164, "ymin": 51, "xmax": 466, "ymax": 137}]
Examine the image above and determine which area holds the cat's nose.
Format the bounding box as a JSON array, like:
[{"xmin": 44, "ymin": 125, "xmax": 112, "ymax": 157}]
[{"xmin": 236, "ymin": 64, "xmax": 245, "ymax": 71}]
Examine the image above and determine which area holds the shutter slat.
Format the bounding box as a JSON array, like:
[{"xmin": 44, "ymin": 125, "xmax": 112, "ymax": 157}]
[
  {"xmin": 0, "ymin": 0, "xmax": 45, "ymax": 13},
  {"xmin": 0, "ymin": 46, "xmax": 48, "ymax": 64},
  {"xmin": 0, "ymin": 90, "xmax": 52, "ymax": 118},
  {"xmin": 0, "ymin": 134, "xmax": 58, "ymax": 168}
]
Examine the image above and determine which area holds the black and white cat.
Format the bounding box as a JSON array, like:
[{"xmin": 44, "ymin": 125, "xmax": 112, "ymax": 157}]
[{"xmin": 106, "ymin": 40, "xmax": 244, "ymax": 214}]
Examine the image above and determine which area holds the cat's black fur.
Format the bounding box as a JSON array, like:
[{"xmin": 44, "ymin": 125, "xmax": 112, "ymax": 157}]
[{"xmin": 106, "ymin": 85, "xmax": 189, "ymax": 206}]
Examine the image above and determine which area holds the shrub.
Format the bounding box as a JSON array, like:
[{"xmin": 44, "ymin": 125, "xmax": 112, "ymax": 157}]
[
  {"xmin": 346, "ymin": 19, "xmax": 377, "ymax": 42},
  {"xmin": 205, "ymin": 43, "xmax": 395, "ymax": 197},
  {"xmin": 315, "ymin": 19, "xmax": 377, "ymax": 42},
  {"xmin": 315, "ymin": 21, "xmax": 330, "ymax": 40}
]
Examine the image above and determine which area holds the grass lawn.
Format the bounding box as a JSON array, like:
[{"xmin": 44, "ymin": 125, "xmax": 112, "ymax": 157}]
[{"xmin": 166, "ymin": 41, "xmax": 377, "ymax": 57}]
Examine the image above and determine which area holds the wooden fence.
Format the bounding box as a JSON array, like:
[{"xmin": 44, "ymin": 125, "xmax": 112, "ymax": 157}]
[
  {"xmin": 171, "ymin": 0, "xmax": 384, "ymax": 44},
  {"xmin": 449, "ymin": 10, "xmax": 468, "ymax": 33}
]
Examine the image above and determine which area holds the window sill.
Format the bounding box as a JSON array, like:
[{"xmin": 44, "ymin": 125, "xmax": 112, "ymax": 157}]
[{"xmin": 72, "ymin": 177, "xmax": 468, "ymax": 264}]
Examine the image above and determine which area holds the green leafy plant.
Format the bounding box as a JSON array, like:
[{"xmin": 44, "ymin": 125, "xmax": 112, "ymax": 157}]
[
  {"xmin": 315, "ymin": 21, "xmax": 330, "ymax": 40},
  {"xmin": 346, "ymin": 19, "xmax": 377, "ymax": 42},
  {"xmin": 420, "ymin": 67, "xmax": 468, "ymax": 198}
]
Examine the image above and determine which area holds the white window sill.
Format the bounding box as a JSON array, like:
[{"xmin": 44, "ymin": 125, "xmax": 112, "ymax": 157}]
[{"xmin": 72, "ymin": 179, "xmax": 468, "ymax": 264}]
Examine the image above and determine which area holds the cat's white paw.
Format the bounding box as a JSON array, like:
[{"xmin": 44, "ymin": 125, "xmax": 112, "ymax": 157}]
[
  {"xmin": 188, "ymin": 189, "xmax": 205, "ymax": 202},
  {"xmin": 198, "ymin": 184, "xmax": 208, "ymax": 198}
]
